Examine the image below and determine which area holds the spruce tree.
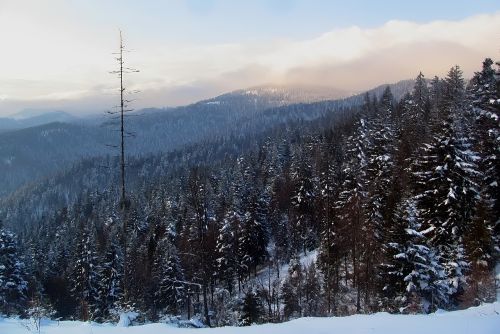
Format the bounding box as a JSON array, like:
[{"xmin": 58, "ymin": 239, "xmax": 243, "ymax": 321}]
[
  {"xmin": 239, "ymin": 289, "xmax": 263, "ymax": 326},
  {"xmin": 317, "ymin": 152, "xmax": 343, "ymax": 315},
  {"xmin": 97, "ymin": 240, "xmax": 124, "ymax": 321},
  {"xmin": 381, "ymin": 198, "xmax": 448, "ymax": 313},
  {"xmin": 302, "ymin": 263, "xmax": 321, "ymax": 316},
  {"xmin": 462, "ymin": 195, "xmax": 496, "ymax": 306},
  {"xmin": 335, "ymin": 117, "xmax": 369, "ymax": 312},
  {"xmin": 364, "ymin": 86, "xmax": 397, "ymax": 310},
  {"xmin": 0, "ymin": 224, "xmax": 28, "ymax": 316},
  {"xmin": 469, "ymin": 58, "xmax": 500, "ymax": 249},
  {"xmin": 216, "ymin": 213, "xmax": 238, "ymax": 294},
  {"xmin": 412, "ymin": 65, "xmax": 480, "ymax": 306},
  {"xmin": 154, "ymin": 241, "xmax": 185, "ymax": 315},
  {"xmin": 69, "ymin": 222, "xmax": 101, "ymax": 321},
  {"xmin": 281, "ymin": 254, "xmax": 303, "ymax": 319}
]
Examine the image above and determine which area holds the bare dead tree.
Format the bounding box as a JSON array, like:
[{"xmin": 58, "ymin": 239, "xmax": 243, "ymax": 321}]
[
  {"xmin": 108, "ymin": 30, "xmax": 139, "ymax": 210},
  {"xmin": 107, "ymin": 30, "xmax": 139, "ymax": 304}
]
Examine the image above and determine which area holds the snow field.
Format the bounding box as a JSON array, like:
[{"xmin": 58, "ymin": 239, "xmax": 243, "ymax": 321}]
[{"xmin": 1, "ymin": 302, "xmax": 499, "ymax": 334}]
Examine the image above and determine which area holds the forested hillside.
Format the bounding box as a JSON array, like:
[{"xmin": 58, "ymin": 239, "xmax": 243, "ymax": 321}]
[
  {"xmin": 0, "ymin": 60, "xmax": 498, "ymax": 328},
  {"xmin": 0, "ymin": 82, "xmax": 411, "ymax": 198}
]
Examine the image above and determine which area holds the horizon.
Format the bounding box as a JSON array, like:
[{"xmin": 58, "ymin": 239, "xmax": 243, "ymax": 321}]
[
  {"xmin": 0, "ymin": 78, "xmax": 411, "ymax": 119},
  {"xmin": 0, "ymin": 0, "xmax": 499, "ymax": 116}
]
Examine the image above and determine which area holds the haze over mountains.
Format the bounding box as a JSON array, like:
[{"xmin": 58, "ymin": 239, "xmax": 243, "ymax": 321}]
[
  {"xmin": 0, "ymin": 110, "xmax": 78, "ymax": 132},
  {"xmin": 0, "ymin": 81, "xmax": 412, "ymax": 198}
]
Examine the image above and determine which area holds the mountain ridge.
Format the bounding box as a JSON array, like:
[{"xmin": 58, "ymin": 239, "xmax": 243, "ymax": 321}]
[{"xmin": 0, "ymin": 80, "xmax": 413, "ymax": 198}]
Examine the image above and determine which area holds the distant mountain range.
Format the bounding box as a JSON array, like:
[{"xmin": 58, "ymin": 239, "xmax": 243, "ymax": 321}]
[
  {"xmin": 0, "ymin": 81, "xmax": 413, "ymax": 198},
  {"xmin": 0, "ymin": 110, "xmax": 78, "ymax": 132},
  {"xmin": 0, "ymin": 86, "xmax": 343, "ymax": 133}
]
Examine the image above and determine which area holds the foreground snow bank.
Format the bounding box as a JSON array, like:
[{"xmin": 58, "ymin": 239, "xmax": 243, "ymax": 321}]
[{"xmin": 1, "ymin": 302, "xmax": 499, "ymax": 334}]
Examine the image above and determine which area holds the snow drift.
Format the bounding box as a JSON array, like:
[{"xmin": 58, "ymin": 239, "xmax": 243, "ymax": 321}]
[{"xmin": 1, "ymin": 302, "xmax": 499, "ymax": 334}]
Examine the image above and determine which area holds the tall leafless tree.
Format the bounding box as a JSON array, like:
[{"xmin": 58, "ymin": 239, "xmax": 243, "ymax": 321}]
[
  {"xmin": 108, "ymin": 30, "xmax": 139, "ymax": 210},
  {"xmin": 108, "ymin": 30, "xmax": 139, "ymax": 303}
]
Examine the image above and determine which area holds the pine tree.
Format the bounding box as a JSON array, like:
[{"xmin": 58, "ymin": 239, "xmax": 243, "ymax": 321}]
[
  {"xmin": 97, "ymin": 240, "xmax": 124, "ymax": 321},
  {"xmin": 69, "ymin": 222, "xmax": 101, "ymax": 321},
  {"xmin": 154, "ymin": 241, "xmax": 185, "ymax": 315},
  {"xmin": 281, "ymin": 254, "xmax": 303, "ymax": 319},
  {"xmin": 413, "ymin": 72, "xmax": 431, "ymax": 121},
  {"xmin": 405, "ymin": 72, "xmax": 432, "ymax": 144},
  {"xmin": 462, "ymin": 195, "xmax": 496, "ymax": 306},
  {"xmin": 0, "ymin": 224, "xmax": 28, "ymax": 316},
  {"xmin": 302, "ymin": 263, "xmax": 321, "ymax": 316},
  {"xmin": 444, "ymin": 65, "xmax": 466, "ymax": 115},
  {"xmin": 363, "ymin": 86, "xmax": 397, "ymax": 310},
  {"xmin": 460, "ymin": 60, "xmax": 499, "ymax": 305},
  {"xmin": 291, "ymin": 154, "xmax": 316, "ymax": 253},
  {"xmin": 469, "ymin": 58, "xmax": 500, "ymax": 249},
  {"xmin": 411, "ymin": 65, "xmax": 479, "ymax": 306},
  {"xmin": 216, "ymin": 212, "xmax": 239, "ymax": 294},
  {"xmin": 185, "ymin": 167, "xmax": 215, "ymax": 327},
  {"xmin": 238, "ymin": 212, "xmax": 256, "ymax": 279},
  {"xmin": 238, "ymin": 206, "xmax": 268, "ymax": 279},
  {"xmin": 317, "ymin": 149, "xmax": 343, "ymax": 315},
  {"xmin": 381, "ymin": 198, "xmax": 448, "ymax": 313},
  {"xmin": 335, "ymin": 117, "xmax": 369, "ymax": 312},
  {"xmin": 239, "ymin": 289, "xmax": 263, "ymax": 326}
]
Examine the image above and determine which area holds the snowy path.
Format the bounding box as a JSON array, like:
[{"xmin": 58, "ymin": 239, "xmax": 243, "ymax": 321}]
[
  {"xmin": 256, "ymin": 249, "xmax": 318, "ymax": 283},
  {"xmin": 1, "ymin": 302, "xmax": 499, "ymax": 334}
]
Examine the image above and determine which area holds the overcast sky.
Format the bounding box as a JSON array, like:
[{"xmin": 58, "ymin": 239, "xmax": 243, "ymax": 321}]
[{"xmin": 0, "ymin": 0, "xmax": 499, "ymax": 116}]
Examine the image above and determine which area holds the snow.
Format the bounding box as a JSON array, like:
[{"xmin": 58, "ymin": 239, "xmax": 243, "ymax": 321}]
[
  {"xmin": 394, "ymin": 253, "xmax": 407, "ymax": 259},
  {"xmin": 1, "ymin": 302, "xmax": 499, "ymax": 334},
  {"xmin": 117, "ymin": 312, "xmax": 139, "ymax": 327},
  {"xmin": 273, "ymin": 249, "xmax": 318, "ymax": 279},
  {"xmin": 405, "ymin": 228, "xmax": 424, "ymax": 238}
]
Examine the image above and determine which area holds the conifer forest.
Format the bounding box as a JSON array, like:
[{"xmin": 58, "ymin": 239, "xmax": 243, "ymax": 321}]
[{"xmin": 1, "ymin": 59, "xmax": 498, "ymax": 327}]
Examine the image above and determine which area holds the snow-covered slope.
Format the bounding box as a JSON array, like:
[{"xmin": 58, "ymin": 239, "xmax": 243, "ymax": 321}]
[{"xmin": 1, "ymin": 302, "xmax": 499, "ymax": 334}]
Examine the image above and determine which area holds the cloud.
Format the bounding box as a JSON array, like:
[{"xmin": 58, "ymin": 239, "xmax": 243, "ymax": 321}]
[
  {"xmin": 284, "ymin": 40, "xmax": 487, "ymax": 91},
  {"xmin": 249, "ymin": 12, "xmax": 500, "ymax": 86},
  {"xmin": 130, "ymin": 11, "xmax": 500, "ymax": 105},
  {"xmin": 0, "ymin": 9, "xmax": 499, "ymax": 115}
]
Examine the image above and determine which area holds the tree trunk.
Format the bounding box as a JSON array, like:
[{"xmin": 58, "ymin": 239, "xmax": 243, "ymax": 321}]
[{"xmin": 203, "ymin": 284, "xmax": 211, "ymax": 327}]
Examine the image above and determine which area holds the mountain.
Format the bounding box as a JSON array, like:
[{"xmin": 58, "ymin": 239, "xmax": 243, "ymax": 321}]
[
  {"xmin": 0, "ymin": 82, "xmax": 412, "ymax": 198},
  {"xmin": 0, "ymin": 110, "xmax": 78, "ymax": 132},
  {"xmin": 0, "ymin": 118, "xmax": 20, "ymax": 133},
  {"xmin": 214, "ymin": 84, "xmax": 350, "ymax": 106},
  {"xmin": 1, "ymin": 61, "xmax": 497, "ymax": 328}
]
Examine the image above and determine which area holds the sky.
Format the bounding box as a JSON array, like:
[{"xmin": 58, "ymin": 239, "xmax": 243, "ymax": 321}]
[{"xmin": 0, "ymin": 0, "xmax": 499, "ymax": 116}]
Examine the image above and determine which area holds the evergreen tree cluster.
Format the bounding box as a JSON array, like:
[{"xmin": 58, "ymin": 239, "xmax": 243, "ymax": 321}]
[{"xmin": 0, "ymin": 60, "xmax": 498, "ymax": 325}]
